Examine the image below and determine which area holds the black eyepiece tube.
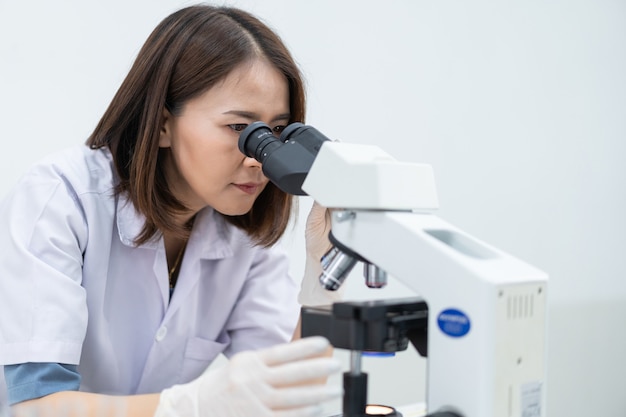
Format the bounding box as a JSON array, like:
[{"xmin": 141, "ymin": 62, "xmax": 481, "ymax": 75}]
[
  {"xmin": 238, "ymin": 121, "xmax": 282, "ymax": 162},
  {"xmin": 238, "ymin": 121, "xmax": 331, "ymax": 195}
]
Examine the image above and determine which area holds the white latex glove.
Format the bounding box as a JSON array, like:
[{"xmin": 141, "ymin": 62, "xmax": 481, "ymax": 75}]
[
  {"xmin": 298, "ymin": 202, "xmax": 345, "ymax": 306},
  {"xmin": 155, "ymin": 336, "xmax": 342, "ymax": 417}
]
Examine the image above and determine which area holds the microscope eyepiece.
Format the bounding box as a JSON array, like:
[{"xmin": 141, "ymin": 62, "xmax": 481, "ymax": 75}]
[
  {"xmin": 238, "ymin": 121, "xmax": 282, "ymax": 162},
  {"xmin": 237, "ymin": 121, "xmax": 330, "ymax": 195}
]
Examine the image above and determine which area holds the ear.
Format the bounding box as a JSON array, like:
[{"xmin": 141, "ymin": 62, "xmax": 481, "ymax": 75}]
[{"xmin": 159, "ymin": 108, "xmax": 173, "ymax": 148}]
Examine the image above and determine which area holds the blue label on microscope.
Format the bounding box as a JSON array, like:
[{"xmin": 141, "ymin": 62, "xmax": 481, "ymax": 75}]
[{"xmin": 437, "ymin": 308, "xmax": 471, "ymax": 337}]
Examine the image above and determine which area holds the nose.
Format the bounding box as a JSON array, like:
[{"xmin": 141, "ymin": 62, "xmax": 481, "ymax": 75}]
[{"xmin": 242, "ymin": 155, "xmax": 262, "ymax": 169}]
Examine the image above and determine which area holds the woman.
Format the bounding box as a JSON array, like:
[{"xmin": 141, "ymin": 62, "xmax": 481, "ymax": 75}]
[{"xmin": 0, "ymin": 4, "xmax": 341, "ymax": 417}]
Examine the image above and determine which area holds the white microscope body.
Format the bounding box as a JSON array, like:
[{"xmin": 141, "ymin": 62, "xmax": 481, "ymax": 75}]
[{"xmin": 301, "ymin": 142, "xmax": 548, "ymax": 417}]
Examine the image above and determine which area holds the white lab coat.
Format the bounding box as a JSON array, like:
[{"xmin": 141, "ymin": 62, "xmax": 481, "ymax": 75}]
[{"xmin": 0, "ymin": 145, "xmax": 300, "ymax": 395}]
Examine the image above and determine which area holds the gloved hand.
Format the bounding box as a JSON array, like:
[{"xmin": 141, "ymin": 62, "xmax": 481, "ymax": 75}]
[
  {"xmin": 155, "ymin": 336, "xmax": 342, "ymax": 417},
  {"xmin": 298, "ymin": 202, "xmax": 345, "ymax": 306}
]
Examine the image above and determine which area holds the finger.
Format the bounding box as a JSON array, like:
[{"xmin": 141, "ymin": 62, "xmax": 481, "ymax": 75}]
[
  {"xmin": 259, "ymin": 336, "xmax": 331, "ymax": 366},
  {"xmin": 307, "ymin": 202, "xmax": 329, "ymax": 224},
  {"xmin": 266, "ymin": 357, "xmax": 341, "ymax": 386},
  {"xmin": 309, "ymin": 201, "xmax": 330, "ymax": 224},
  {"xmin": 265, "ymin": 384, "xmax": 343, "ymax": 409},
  {"xmin": 310, "ymin": 201, "xmax": 327, "ymax": 213}
]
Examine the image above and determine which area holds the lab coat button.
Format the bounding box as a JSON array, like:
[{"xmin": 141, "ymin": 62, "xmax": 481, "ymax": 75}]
[{"xmin": 155, "ymin": 326, "xmax": 167, "ymax": 341}]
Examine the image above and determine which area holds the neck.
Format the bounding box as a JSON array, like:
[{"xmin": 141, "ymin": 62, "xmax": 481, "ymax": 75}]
[{"xmin": 164, "ymin": 214, "xmax": 196, "ymax": 266}]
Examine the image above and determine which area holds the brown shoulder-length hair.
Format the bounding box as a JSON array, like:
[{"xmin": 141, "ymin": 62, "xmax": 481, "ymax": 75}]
[{"xmin": 87, "ymin": 4, "xmax": 305, "ymax": 247}]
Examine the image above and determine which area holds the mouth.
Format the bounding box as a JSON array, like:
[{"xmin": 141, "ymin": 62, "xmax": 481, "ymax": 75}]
[{"xmin": 233, "ymin": 182, "xmax": 262, "ymax": 195}]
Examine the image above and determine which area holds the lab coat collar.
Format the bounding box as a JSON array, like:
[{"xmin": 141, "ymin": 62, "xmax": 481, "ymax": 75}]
[
  {"xmin": 115, "ymin": 194, "xmax": 235, "ymax": 260},
  {"xmin": 189, "ymin": 207, "xmax": 235, "ymax": 260},
  {"xmin": 115, "ymin": 194, "xmax": 151, "ymax": 247}
]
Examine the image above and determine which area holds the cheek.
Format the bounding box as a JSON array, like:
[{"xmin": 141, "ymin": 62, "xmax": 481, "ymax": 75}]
[
  {"xmin": 176, "ymin": 126, "xmax": 232, "ymax": 159},
  {"xmin": 179, "ymin": 138, "xmax": 241, "ymax": 178}
]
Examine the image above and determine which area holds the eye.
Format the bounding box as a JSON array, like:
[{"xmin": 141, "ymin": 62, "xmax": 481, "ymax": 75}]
[
  {"xmin": 228, "ymin": 124, "xmax": 248, "ymax": 132},
  {"xmin": 272, "ymin": 125, "xmax": 287, "ymax": 136}
]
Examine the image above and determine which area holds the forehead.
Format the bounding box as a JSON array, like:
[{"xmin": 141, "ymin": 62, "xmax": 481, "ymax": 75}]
[
  {"xmin": 186, "ymin": 59, "xmax": 290, "ymax": 115},
  {"xmin": 224, "ymin": 59, "xmax": 287, "ymax": 89}
]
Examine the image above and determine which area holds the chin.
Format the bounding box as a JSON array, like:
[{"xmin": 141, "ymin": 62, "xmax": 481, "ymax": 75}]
[{"xmin": 214, "ymin": 204, "xmax": 254, "ymax": 217}]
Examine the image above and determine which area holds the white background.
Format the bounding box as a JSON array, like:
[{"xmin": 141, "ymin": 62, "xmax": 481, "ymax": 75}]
[{"xmin": 1, "ymin": 0, "xmax": 625, "ymax": 416}]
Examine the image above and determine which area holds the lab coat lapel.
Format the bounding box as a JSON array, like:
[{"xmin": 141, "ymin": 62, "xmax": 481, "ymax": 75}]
[
  {"xmin": 115, "ymin": 194, "xmax": 170, "ymax": 309},
  {"xmin": 163, "ymin": 208, "xmax": 234, "ymax": 321}
]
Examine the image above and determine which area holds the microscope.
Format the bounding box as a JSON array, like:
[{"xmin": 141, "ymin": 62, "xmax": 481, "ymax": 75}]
[{"xmin": 239, "ymin": 123, "xmax": 548, "ymax": 417}]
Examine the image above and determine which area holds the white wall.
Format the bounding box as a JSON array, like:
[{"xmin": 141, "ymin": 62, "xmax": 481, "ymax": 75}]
[{"xmin": 1, "ymin": 1, "xmax": 625, "ymax": 416}]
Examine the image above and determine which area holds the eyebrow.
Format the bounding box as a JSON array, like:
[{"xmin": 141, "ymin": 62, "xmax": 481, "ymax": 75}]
[{"xmin": 223, "ymin": 110, "xmax": 291, "ymax": 123}]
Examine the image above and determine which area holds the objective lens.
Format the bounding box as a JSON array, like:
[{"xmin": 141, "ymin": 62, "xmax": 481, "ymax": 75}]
[
  {"xmin": 364, "ymin": 263, "xmax": 388, "ymax": 289},
  {"xmin": 319, "ymin": 246, "xmax": 358, "ymax": 291}
]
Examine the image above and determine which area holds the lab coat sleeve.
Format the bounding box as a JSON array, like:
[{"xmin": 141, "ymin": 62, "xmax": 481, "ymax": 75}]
[
  {"xmin": 221, "ymin": 243, "xmax": 300, "ymax": 357},
  {"xmin": 0, "ymin": 170, "xmax": 89, "ymax": 365}
]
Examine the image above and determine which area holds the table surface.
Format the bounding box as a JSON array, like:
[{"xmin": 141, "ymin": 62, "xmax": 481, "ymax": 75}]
[{"xmin": 396, "ymin": 402, "xmax": 427, "ymax": 417}]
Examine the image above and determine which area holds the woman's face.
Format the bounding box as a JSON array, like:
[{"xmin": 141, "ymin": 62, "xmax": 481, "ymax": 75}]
[{"xmin": 160, "ymin": 59, "xmax": 290, "ymax": 218}]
